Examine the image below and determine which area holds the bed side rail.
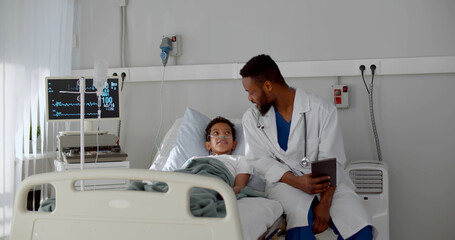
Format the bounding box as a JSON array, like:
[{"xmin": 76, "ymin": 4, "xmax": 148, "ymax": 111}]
[{"xmin": 11, "ymin": 168, "xmax": 243, "ymax": 240}]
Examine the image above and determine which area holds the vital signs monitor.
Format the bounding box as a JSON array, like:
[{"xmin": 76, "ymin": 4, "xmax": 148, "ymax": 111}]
[{"xmin": 46, "ymin": 77, "xmax": 121, "ymax": 122}]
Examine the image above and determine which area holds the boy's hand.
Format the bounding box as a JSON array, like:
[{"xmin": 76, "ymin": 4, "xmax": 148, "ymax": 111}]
[
  {"xmin": 232, "ymin": 173, "xmax": 251, "ymax": 194},
  {"xmin": 232, "ymin": 186, "xmax": 242, "ymax": 194}
]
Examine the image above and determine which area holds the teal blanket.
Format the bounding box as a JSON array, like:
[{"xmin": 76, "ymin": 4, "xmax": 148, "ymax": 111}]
[{"xmin": 128, "ymin": 157, "xmax": 263, "ymax": 217}]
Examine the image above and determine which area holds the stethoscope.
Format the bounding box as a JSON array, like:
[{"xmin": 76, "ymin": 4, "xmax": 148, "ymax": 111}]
[
  {"xmin": 300, "ymin": 112, "xmax": 310, "ymax": 168},
  {"xmin": 256, "ymin": 111, "xmax": 310, "ymax": 169}
]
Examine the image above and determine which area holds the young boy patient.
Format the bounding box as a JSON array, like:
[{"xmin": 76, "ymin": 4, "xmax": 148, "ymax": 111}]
[{"xmin": 185, "ymin": 116, "xmax": 252, "ymax": 194}]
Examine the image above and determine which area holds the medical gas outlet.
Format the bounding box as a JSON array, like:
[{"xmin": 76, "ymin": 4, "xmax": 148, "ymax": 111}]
[
  {"xmin": 332, "ymin": 85, "xmax": 349, "ymax": 108},
  {"xmin": 160, "ymin": 34, "xmax": 180, "ymax": 66},
  {"xmin": 162, "ymin": 34, "xmax": 180, "ymax": 57}
]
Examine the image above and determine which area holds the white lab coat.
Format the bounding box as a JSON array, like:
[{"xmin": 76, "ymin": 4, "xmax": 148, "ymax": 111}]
[{"xmin": 242, "ymin": 88, "xmax": 372, "ymax": 238}]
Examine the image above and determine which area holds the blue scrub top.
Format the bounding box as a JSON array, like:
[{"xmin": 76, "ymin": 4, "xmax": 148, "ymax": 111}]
[{"xmin": 275, "ymin": 108, "xmax": 291, "ymax": 151}]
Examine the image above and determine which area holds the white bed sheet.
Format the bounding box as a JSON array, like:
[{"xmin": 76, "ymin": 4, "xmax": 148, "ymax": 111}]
[{"xmin": 238, "ymin": 198, "xmax": 284, "ymax": 240}]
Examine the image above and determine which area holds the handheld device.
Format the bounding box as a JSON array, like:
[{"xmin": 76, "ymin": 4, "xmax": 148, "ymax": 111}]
[{"xmin": 311, "ymin": 158, "xmax": 337, "ymax": 186}]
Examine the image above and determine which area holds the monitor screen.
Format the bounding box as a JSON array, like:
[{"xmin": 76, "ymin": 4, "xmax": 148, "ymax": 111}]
[{"xmin": 46, "ymin": 77, "xmax": 121, "ymax": 122}]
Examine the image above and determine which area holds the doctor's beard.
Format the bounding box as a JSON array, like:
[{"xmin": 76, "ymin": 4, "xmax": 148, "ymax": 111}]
[
  {"xmin": 255, "ymin": 95, "xmax": 273, "ymax": 116},
  {"xmin": 257, "ymin": 102, "xmax": 272, "ymax": 116}
]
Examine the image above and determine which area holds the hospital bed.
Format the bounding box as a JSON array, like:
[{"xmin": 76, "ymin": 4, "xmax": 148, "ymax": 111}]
[{"xmin": 10, "ymin": 108, "xmax": 285, "ymax": 240}]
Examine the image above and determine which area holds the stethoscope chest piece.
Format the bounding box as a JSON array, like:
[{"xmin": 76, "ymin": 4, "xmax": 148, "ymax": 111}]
[{"xmin": 300, "ymin": 157, "xmax": 310, "ymax": 168}]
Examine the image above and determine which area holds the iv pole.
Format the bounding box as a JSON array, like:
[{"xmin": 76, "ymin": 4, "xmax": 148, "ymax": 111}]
[
  {"xmin": 79, "ymin": 61, "xmax": 108, "ymax": 191},
  {"xmin": 79, "ymin": 77, "xmax": 85, "ymax": 190}
]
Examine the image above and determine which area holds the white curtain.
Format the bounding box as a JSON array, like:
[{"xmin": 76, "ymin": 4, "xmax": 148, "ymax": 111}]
[{"xmin": 0, "ymin": 0, "xmax": 74, "ymax": 238}]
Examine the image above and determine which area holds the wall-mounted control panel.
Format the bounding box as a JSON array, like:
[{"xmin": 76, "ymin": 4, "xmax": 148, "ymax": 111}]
[{"xmin": 332, "ymin": 84, "xmax": 349, "ymax": 108}]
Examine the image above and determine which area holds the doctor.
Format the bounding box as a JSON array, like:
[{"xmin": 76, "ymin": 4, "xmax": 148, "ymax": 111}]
[{"xmin": 241, "ymin": 54, "xmax": 373, "ymax": 240}]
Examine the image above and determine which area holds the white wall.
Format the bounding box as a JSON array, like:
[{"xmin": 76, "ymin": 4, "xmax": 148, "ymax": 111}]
[{"xmin": 72, "ymin": 0, "xmax": 455, "ymax": 239}]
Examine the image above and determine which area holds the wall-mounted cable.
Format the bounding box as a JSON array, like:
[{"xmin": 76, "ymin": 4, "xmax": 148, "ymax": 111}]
[
  {"xmin": 116, "ymin": 72, "xmax": 126, "ymax": 139},
  {"xmin": 360, "ymin": 65, "xmax": 369, "ymax": 94},
  {"xmin": 117, "ymin": 0, "xmax": 128, "ymax": 145},
  {"xmin": 149, "ymin": 66, "xmax": 166, "ymax": 166},
  {"xmin": 148, "ymin": 36, "xmax": 173, "ymax": 165},
  {"xmin": 360, "ymin": 64, "xmax": 383, "ymax": 162},
  {"xmin": 120, "ymin": 1, "xmax": 128, "ymax": 68}
]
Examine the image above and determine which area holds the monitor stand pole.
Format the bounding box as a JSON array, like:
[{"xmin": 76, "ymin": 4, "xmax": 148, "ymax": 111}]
[{"xmin": 79, "ymin": 77, "xmax": 85, "ymax": 191}]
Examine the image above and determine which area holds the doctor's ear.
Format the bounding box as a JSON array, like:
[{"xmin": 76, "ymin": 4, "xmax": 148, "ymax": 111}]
[{"xmin": 262, "ymin": 81, "xmax": 273, "ymax": 92}]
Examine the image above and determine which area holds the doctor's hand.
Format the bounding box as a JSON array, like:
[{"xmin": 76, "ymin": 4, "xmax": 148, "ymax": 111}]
[
  {"xmin": 280, "ymin": 172, "xmax": 330, "ymax": 194},
  {"xmin": 297, "ymin": 174, "xmax": 331, "ymax": 194},
  {"xmin": 312, "ymin": 202, "xmax": 330, "ymax": 234},
  {"xmin": 313, "ymin": 185, "xmax": 336, "ymax": 234},
  {"xmin": 280, "ymin": 172, "xmax": 331, "ymax": 194}
]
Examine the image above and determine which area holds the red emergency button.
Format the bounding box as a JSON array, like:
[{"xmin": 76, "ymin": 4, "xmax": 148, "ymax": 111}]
[
  {"xmin": 335, "ymin": 97, "xmax": 342, "ymax": 104},
  {"xmin": 334, "ymin": 89, "xmax": 341, "ymax": 96}
]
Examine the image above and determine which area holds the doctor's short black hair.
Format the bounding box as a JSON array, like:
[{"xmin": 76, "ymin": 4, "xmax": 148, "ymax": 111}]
[
  {"xmin": 205, "ymin": 117, "xmax": 236, "ymax": 141},
  {"xmin": 240, "ymin": 54, "xmax": 286, "ymax": 86}
]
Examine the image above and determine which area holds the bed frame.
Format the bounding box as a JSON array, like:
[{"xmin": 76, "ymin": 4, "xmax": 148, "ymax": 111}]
[{"xmin": 10, "ymin": 168, "xmax": 244, "ymax": 240}]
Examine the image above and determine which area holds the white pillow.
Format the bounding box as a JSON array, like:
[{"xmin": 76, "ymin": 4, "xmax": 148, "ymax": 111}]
[
  {"xmin": 149, "ymin": 118, "xmax": 183, "ymax": 171},
  {"xmin": 162, "ymin": 108, "xmax": 245, "ymax": 171}
]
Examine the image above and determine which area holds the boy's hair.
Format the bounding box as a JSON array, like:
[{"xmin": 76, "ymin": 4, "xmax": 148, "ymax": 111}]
[
  {"xmin": 239, "ymin": 54, "xmax": 286, "ymax": 86},
  {"xmin": 205, "ymin": 116, "xmax": 236, "ymax": 141}
]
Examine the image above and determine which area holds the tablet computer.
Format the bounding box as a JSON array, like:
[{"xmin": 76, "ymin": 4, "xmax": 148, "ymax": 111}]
[{"xmin": 311, "ymin": 158, "xmax": 336, "ymax": 186}]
